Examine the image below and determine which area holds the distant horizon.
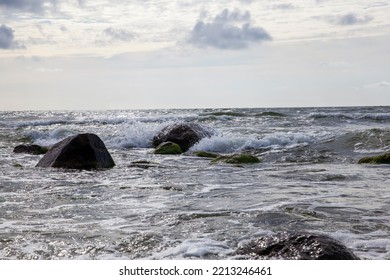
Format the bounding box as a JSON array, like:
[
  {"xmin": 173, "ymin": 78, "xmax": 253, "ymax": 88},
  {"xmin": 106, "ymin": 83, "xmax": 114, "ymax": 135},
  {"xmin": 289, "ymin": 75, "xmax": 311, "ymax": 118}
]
[{"xmin": 1, "ymin": 104, "xmax": 390, "ymax": 112}]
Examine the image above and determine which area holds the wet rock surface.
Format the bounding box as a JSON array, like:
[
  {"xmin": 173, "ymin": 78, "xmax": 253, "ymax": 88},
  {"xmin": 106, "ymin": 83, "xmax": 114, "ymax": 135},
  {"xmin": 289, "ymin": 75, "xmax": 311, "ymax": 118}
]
[
  {"xmin": 153, "ymin": 123, "xmax": 213, "ymax": 152},
  {"xmin": 234, "ymin": 232, "xmax": 359, "ymax": 260},
  {"xmin": 13, "ymin": 144, "xmax": 47, "ymax": 155},
  {"xmin": 36, "ymin": 133, "xmax": 115, "ymax": 170}
]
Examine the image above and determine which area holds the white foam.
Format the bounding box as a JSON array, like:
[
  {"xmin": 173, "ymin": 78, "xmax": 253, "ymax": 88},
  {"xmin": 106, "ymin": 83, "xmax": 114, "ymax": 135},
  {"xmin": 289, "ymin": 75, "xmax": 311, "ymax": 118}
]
[
  {"xmin": 107, "ymin": 121, "xmax": 170, "ymax": 149},
  {"xmin": 14, "ymin": 118, "xmax": 71, "ymax": 128},
  {"xmin": 26, "ymin": 128, "xmax": 75, "ymax": 147},
  {"xmin": 151, "ymin": 238, "xmax": 232, "ymax": 259},
  {"xmin": 191, "ymin": 132, "xmax": 319, "ymax": 153},
  {"xmin": 310, "ymin": 112, "xmax": 390, "ymax": 121}
]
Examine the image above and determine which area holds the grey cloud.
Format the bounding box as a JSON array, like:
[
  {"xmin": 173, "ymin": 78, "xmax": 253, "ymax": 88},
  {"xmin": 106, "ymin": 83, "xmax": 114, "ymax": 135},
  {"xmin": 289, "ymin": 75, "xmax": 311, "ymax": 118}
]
[
  {"xmin": 0, "ymin": 24, "xmax": 25, "ymax": 49},
  {"xmin": 188, "ymin": 9, "xmax": 272, "ymax": 50},
  {"xmin": 272, "ymin": 3, "xmax": 296, "ymax": 10},
  {"xmin": 103, "ymin": 28, "xmax": 136, "ymax": 42},
  {"xmin": 0, "ymin": 0, "xmax": 57, "ymax": 13},
  {"xmin": 214, "ymin": 9, "xmax": 251, "ymax": 22},
  {"xmin": 96, "ymin": 27, "xmax": 136, "ymax": 45},
  {"xmin": 77, "ymin": 0, "xmax": 86, "ymax": 7},
  {"xmin": 316, "ymin": 12, "xmax": 374, "ymax": 26},
  {"xmin": 335, "ymin": 13, "xmax": 373, "ymax": 25}
]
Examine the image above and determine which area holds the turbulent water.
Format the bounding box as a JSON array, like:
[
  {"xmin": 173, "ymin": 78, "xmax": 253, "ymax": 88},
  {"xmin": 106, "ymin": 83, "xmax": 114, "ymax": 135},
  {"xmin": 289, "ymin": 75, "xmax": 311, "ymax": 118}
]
[{"xmin": 0, "ymin": 107, "xmax": 390, "ymax": 260}]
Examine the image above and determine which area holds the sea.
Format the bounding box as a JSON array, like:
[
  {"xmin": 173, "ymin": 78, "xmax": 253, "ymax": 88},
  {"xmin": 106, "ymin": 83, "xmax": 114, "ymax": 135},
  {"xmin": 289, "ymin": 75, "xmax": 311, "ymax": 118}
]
[{"xmin": 0, "ymin": 106, "xmax": 389, "ymax": 260}]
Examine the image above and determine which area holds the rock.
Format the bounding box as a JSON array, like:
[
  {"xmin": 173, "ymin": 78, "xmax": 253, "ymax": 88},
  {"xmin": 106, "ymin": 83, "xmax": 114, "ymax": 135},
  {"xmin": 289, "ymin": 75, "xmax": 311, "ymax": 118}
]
[
  {"xmin": 153, "ymin": 123, "xmax": 213, "ymax": 152},
  {"xmin": 36, "ymin": 133, "xmax": 115, "ymax": 170},
  {"xmin": 358, "ymin": 152, "xmax": 390, "ymax": 164},
  {"xmin": 211, "ymin": 154, "xmax": 261, "ymax": 164},
  {"xmin": 154, "ymin": 141, "xmax": 183, "ymax": 155},
  {"xmin": 13, "ymin": 144, "xmax": 48, "ymax": 155},
  {"xmin": 129, "ymin": 160, "xmax": 158, "ymax": 169},
  {"xmin": 194, "ymin": 151, "xmax": 219, "ymax": 158},
  {"xmin": 234, "ymin": 232, "xmax": 359, "ymax": 260}
]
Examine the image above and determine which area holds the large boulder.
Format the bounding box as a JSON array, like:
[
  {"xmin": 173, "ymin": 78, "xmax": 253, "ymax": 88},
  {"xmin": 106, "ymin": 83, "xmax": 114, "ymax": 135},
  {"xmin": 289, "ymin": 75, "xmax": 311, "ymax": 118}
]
[
  {"xmin": 234, "ymin": 232, "xmax": 359, "ymax": 260},
  {"xmin": 152, "ymin": 123, "xmax": 213, "ymax": 152},
  {"xmin": 36, "ymin": 133, "xmax": 115, "ymax": 170},
  {"xmin": 13, "ymin": 144, "xmax": 48, "ymax": 155}
]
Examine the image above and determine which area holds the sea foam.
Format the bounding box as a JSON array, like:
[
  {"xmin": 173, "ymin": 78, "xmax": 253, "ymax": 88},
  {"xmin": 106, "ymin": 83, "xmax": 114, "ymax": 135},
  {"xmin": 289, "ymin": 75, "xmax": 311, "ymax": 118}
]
[{"xmin": 191, "ymin": 132, "xmax": 321, "ymax": 153}]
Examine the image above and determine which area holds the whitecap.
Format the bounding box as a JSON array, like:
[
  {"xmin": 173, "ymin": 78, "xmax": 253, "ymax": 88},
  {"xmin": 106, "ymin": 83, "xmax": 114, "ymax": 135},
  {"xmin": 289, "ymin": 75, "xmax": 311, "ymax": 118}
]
[{"xmin": 191, "ymin": 131, "xmax": 320, "ymax": 153}]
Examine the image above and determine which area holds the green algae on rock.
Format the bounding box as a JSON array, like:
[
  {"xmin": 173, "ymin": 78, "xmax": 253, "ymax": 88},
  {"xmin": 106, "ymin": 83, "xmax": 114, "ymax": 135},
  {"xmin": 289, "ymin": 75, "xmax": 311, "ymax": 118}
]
[
  {"xmin": 211, "ymin": 153, "xmax": 261, "ymax": 164},
  {"xmin": 154, "ymin": 141, "xmax": 183, "ymax": 155},
  {"xmin": 358, "ymin": 152, "xmax": 390, "ymax": 164},
  {"xmin": 194, "ymin": 151, "xmax": 220, "ymax": 158}
]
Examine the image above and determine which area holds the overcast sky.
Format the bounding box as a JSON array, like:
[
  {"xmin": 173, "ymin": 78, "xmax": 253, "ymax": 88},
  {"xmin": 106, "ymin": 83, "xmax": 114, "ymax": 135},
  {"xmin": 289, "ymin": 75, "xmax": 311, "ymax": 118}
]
[{"xmin": 1, "ymin": 0, "xmax": 389, "ymax": 110}]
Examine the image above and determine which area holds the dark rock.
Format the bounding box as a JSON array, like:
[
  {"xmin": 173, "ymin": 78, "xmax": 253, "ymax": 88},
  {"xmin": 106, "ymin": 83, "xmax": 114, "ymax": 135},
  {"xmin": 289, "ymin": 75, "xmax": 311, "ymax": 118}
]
[
  {"xmin": 152, "ymin": 123, "xmax": 213, "ymax": 152},
  {"xmin": 234, "ymin": 232, "xmax": 359, "ymax": 260},
  {"xmin": 36, "ymin": 133, "xmax": 115, "ymax": 170},
  {"xmin": 194, "ymin": 151, "xmax": 220, "ymax": 158},
  {"xmin": 211, "ymin": 153, "xmax": 261, "ymax": 164},
  {"xmin": 129, "ymin": 160, "xmax": 158, "ymax": 169},
  {"xmin": 154, "ymin": 141, "xmax": 183, "ymax": 155},
  {"xmin": 358, "ymin": 152, "xmax": 390, "ymax": 164},
  {"xmin": 13, "ymin": 144, "xmax": 48, "ymax": 155}
]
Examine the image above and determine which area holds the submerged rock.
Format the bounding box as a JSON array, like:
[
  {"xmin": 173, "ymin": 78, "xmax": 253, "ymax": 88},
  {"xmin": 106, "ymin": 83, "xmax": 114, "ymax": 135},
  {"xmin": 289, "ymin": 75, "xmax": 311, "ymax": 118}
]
[
  {"xmin": 211, "ymin": 154, "xmax": 261, "ymax": 164},
  {"xmin": 235, "ymin": 232, "xmax": 359, "ymax": 260},
  {"xmin": 358, "ymin": 152, "xmax": 390, "ymax": 164},
  {"xmin": 194, "ymin": 151, "xmax": 220, "ymax": 158},
  {"xmin": 154, "ymin": 141, "xmax": 183, "ymax": 155},
  {"xmin": 36, "ymin": 133, "xmax": 115, "ymax": 170},
  {"xmin": 153, "ymin": 123, "xmax": 213, "ymax": 152},
  {"xmin": 13, "ymin": 144, "xmax": 48, "ymax": 155},
  {"xmin": 129, "ymin": 160, "xmax": 159, "ymax": 169}
]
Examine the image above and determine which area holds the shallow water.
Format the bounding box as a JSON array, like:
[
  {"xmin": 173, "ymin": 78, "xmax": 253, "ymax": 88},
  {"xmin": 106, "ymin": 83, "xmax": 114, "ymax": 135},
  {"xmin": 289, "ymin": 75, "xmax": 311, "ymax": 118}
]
[{"xmin": 0, "ymin": 107, "xmax": 389, "ymax": 259}]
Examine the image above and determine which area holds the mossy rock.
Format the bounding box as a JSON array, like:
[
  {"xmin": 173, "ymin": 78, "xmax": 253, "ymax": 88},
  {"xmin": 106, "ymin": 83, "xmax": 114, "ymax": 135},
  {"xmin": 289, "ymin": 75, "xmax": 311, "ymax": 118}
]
[
  {"xmin": 211, "ymin": 154, "xmax": 261, "ymax": 164},
  {"xmin": 194, "ymin": 151, "xmax": 220, "ymax": 158},
  {"xmin": 358, "ymin": 152, "xmax": 390, "ymax": 164},
  {"xmin": 154, "ymin": 141, "xmax": 183, "ymax": 155}
]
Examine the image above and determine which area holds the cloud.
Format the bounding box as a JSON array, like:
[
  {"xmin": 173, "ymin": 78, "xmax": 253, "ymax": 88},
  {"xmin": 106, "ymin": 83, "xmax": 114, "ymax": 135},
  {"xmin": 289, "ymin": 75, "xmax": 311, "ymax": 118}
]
[
  {"xmin": 335, "ymin": 13, "xmax": 373, "ymax": 25},
  {"xmin": 272, "ymin": 3, "xmax": 296, "ymax": 10},
  {"xmin": 96, "ymin": 27, "xmax": 136, "ymax": 45},
  {"xmin": 103, "ymin": 28, "xmax": 136, "ymax": 42},
  {"xmin": 317, "ymin": 12, "xmax": 374, "ymax": 26},
  {"xmin": 0, "ymin": 0, "xmax": 57, "ymax": 13},
  {"xmin": 364, "ymin": 81, "xmax": 390, "ymax": 90},
  {"xmin": 319, "ymin": 61, "xmax": 354, "ymax": 69},
  {"xmin": 0, "ymin": 24, "xmax": 25, "ymax": 49},
  {"xmin": 188, "ymin": 9, "xmax": 272, "ymax": 50}
]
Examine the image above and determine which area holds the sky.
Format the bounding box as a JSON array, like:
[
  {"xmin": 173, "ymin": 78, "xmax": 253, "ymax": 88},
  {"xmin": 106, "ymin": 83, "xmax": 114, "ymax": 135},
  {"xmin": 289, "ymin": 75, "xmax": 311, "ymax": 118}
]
[{"xmin": 0, "ymin": 0, "xmax": 390, "ymax": 110}]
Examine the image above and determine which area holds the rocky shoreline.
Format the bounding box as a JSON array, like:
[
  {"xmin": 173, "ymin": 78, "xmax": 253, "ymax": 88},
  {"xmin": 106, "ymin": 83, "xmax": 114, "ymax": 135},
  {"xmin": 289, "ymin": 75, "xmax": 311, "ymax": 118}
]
[{"xmin": 12, "ymin": 121, "xmax": 387, "ymax": 260}]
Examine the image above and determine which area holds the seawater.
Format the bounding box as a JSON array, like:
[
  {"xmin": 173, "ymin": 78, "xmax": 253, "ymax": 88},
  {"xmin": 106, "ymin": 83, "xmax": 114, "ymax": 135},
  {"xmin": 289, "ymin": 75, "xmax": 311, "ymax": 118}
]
[{"xmin": 0, "ymin": 107, "xmax": 389, "ymax": 259}]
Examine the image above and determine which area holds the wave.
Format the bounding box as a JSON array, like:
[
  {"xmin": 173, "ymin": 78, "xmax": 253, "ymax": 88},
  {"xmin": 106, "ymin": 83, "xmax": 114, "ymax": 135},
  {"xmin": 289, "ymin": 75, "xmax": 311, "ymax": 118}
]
[
  {"xmin": 255, "ymin": 111, "xmax": 287, "ymax": 118},
  {"xmin": 190, "ymin": 132, "xmax": 321, "ymax": 153},
  {"xmin": 310, "ymin": 112, "xmax": 390, "ymax": 121},
  {"xmin": 202, "ymin": 111, "xmax": 247, "ymax": 117},
  {"xmin": 201, "ymin": 111, "xmax": 287, "ymax": 119},
  {"xmin": 106, "ymin": 121, "xmax": 171, "ymax": 149},
  {"xmin": 14, "ymin": 119, "xmax": 71, "ymax": 128},
  {"xmin": 25, "ymin": 128, "xmax": 76, "ymax": 147}
]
